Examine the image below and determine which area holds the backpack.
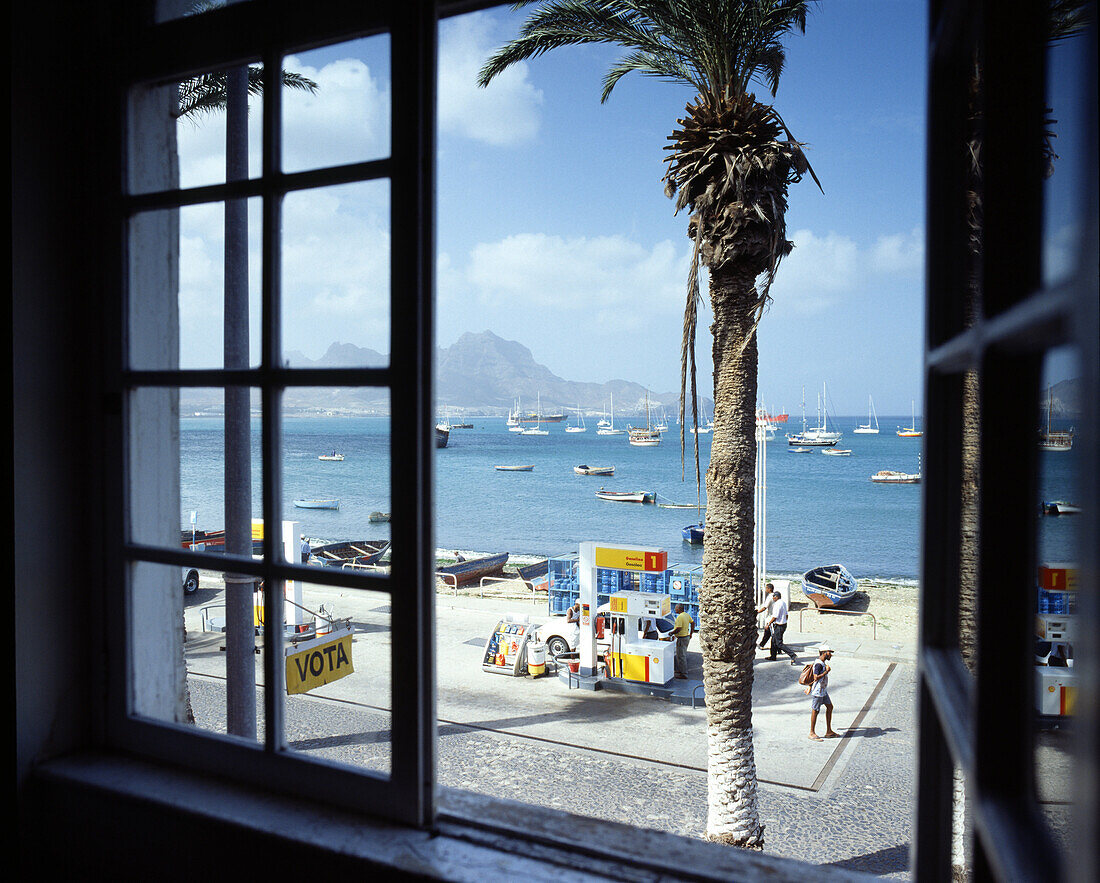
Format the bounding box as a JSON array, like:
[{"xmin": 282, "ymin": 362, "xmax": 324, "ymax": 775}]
[{"xmin": 797, "ymin": 663, "xmax": 815, "ymax": 686}]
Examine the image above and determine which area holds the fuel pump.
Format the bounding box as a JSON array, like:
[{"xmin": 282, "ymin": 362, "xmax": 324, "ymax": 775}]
[{"xmin": 604, "ymin": 591, "xmax": 675, "ymax": 685}]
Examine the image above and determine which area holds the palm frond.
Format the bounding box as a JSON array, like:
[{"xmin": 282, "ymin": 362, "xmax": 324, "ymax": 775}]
[{"xmin": 177, "ymin": 67, "xmax": 318, "ymax": 120}]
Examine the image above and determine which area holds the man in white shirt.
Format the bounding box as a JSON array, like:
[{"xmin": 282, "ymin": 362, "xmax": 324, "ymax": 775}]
[{"xmin": 764, "ymin": 589, "xmax": 798, "ymax": 664}]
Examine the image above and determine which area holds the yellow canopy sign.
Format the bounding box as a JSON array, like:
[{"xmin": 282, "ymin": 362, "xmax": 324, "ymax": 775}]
[
  {"xmin": 285, "ymin": 627, "xmax": 354, "ymax": 695},
  {"xmin": 594, "ymin": 546, "xmax": 668, "ymax": 572}
]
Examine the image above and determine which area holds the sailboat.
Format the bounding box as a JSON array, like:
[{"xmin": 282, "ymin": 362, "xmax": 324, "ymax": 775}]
[
  {"xmin": 897, "ymin": 400, "xmax": 923, "ymax": 437},
  {"xmin": 628, "ymin": 391, "xmax": 661, "ymax": 446},
  {"xmin": 690, "ymin": 403, "xmax": 712, "ymax": 434},
  {"xmin": 853, "ymin": 396, "xmax": 880, "ymax": 434},
  {"xmin": 597, "ymin": 393, "xmax": 625, "ymax": 435},
  {"xmin": 520, "ymin": 393, "xmax": 549, "ymax": 435},
  {"xmin": 787, "ymin": 384, "xmax": 841, "ymax": 446},
  {"xmin": 507, "ymin": 398, "xmax": 524, "ymax": 432},
  {"xmin": 1039, "ymin": 388, "xmax": 1073, "ymax": 451},
  {"xmin": 565, "ymin": 406, "xmax": 587, "ymax": 433}
]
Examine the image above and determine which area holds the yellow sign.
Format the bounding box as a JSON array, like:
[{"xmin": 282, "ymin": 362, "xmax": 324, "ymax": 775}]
[
  {"xmin": 594, "ymin": 546, "xmax": 668, "ymax": 572},
  {"xmin": 285, "ymin": 628, "xmax": 354, "ymax": 695}
]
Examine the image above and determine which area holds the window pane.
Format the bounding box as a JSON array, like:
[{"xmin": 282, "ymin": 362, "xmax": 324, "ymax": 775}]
[
  {"xmin": 177, "ymin": 64, "xmax": 264, "ymax": 190},
  {"xmin": 179, "ymin": 562, "xmax": 266, "ymax": 744},
  {"xmin": 129, "ymin": 201, "xmax": 263, "ymax": 371},
  {"xmin": 179, "ymin": 388, "xmax": 266, "ymax": 566},
  {"xmin": 282, "ymin": 35, "xmax": 391, "ymax": 173},
  {"xmin": 282, "ymin": 181, "xmax": 391, "ymax": 369},
  {"xmin": 1042, "ymin": 20, "xmax": 1091, "ymax": 287},
  {"xmin": 281, "ymin": 392, "xmax": 391, "ymax": 776},
  {"xmin": 281, "ymin": 584, "xmax": 392, "ymax": 777},
  {"xmin": 1034, "ymin": 347, "xmax": 1080, "ymax": 861},
  {"xmin": 283, "ymin": 391, "xmax": 391, "ymax": 534}
]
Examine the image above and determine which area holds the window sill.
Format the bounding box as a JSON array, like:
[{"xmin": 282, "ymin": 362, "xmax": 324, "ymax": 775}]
[{"xmin": 26, "ymin": 751, "xmax": 875, "ymax": 881}]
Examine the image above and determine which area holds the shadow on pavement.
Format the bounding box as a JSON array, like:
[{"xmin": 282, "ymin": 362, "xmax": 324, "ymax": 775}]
[{"xmin": 825, "ymin": 842, "xmax": 909, "ymax": 874}]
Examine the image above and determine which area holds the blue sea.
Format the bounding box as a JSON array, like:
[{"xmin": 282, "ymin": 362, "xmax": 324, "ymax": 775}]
[{"xmin": 180, "ymin": 415, "xmax": 1081, "ymax": 583}]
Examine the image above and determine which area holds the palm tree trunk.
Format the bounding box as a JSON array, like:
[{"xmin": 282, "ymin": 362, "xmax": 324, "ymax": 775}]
[{"xmin": 701, "ymin": 265, "xmax": 764, "ymax": 848}]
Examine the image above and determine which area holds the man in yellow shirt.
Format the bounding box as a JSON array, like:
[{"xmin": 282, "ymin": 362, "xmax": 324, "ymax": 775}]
[{"xmin": 673, "ymin": 604, "xmax": 694, "ymax": 679}]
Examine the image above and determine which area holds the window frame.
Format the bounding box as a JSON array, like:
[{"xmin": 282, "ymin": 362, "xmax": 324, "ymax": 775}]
[
  {"xmin": 115, "ymin": 0, "xmax": 437, "ymax": 826},
  {"xmin": 917, "ymin": 2, "xmax": 1098, "ymax": 880}
]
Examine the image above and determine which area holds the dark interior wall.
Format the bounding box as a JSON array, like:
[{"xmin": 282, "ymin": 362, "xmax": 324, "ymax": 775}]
[{"xmin": 13, "ymin": 0, "xmax": 115, "ymax": 782}]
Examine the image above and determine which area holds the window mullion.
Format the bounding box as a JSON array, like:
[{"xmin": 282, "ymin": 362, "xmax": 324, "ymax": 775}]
[
  {"xmin": 262, "ymin": 45, "xmax": 287, "ymax": 754},
  {"xmin": 387, "ymin": 1, "xmax": 437, "ymax": 827}
]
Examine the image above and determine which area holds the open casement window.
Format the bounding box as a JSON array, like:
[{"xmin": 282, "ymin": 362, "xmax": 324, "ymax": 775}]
[
  {"xmin": 120, "ymin": 0, "xmax": 436, "ymax": 824},
  {"xmin": 918, "ymin": 2, "xmax": 1098, "ymax": 881}
]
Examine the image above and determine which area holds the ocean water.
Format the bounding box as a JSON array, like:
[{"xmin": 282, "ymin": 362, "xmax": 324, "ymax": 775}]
[{"xmin": 180, "ymin": 415, "xmax": 1080, "ymax": 582}]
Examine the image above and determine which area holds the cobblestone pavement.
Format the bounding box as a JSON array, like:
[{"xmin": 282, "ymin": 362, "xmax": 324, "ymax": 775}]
[{"xmin": 189, "ymin": 662, "xmax": 917, "ymax": 878}]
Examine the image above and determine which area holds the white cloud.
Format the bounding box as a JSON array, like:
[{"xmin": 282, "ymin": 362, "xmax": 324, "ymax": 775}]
[
  {"xmin": 870, "ymin": 226, "xmax": 924, "ymax": 274},
  {"xmin": 463, "ymin": 233, "xmax": 684, "ymax": 317},
  {"xmin": 176, "ymin": 52, "xmax": 390, "ymax": 188},
  {"xmin": 438, "ymin": 13, "xmax": 543, "ymax": 146}
]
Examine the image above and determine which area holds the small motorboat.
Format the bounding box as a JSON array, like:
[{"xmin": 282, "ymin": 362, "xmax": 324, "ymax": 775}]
[
  {"xmin": 802, "ymin": 564, "xmax": 858, "ymax": 608},
  {"xmin": 318, "ymin": 451, "xmax": 344, "ymax": 461},
  {"xmin": 681, "ymin": 524, "xmax": 704, "ymax": 544},
  {"xmin": 369, "ymin": 511, "xmax": 391, "ymax": 523},
  {"xmin": 788, "ymin": 446, "xmax": 812, "ymax": 453},
  {"xmin": 574, "ymin": 464, "xmax": 615, "ymax": 476},
  {"xmin": 870, "ymin": 470, "xmax": 920, "ymax": 484},
  {"xmin": 595, "ymin": 489, "xmax": 656, "ymax": 503},
  {"xmin": 494, "ymin": 465, "xmax": 535, "ymax": 471},
  {"xmin": 1042, "ymin": 500, "xmax": 1081, "ymax": 515},
  {"xmin": 823, "ymin": 448, "xmax": 852, "ymax": 456},
  {"xmin": 293, "ymin": 499, "xmax": 339, "ymax": 509}
]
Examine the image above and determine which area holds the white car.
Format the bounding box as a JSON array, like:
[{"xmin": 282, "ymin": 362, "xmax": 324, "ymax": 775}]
[
  {"xmin": 536, "ymin": 606, "xmax": 677, "ymax": 658},
  {"xmin": 182, "ymin": 567, "xmax": 200, "ymax": 595}
]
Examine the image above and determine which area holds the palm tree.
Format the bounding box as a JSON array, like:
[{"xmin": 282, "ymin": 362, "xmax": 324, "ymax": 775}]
[{"xmin": 479, "ymin": 0, "xmax": 817, "ymax": 849}]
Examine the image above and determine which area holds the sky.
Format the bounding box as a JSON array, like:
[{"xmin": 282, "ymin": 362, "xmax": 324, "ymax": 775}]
[{"xmin": 174, "ymin": 1, "xmax": 1087, "ymax": 416}]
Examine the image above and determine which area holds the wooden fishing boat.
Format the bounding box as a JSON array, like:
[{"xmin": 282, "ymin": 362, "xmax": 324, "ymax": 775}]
[
  {"xmin": 788, "ymin": 446, "xmax": 812, "ymax": 453},
  {"xmin": 435, "ymin": 425, "xmax": 449, "ymax": 448},
  {"xmin": 318, "ymin": 451, "xmax": 344, "ymax": 461},
  {"xmin": 802, "ymin": 564, "xmax": 858, "ymax": 608},
  {"xmin": 574, "ymin": 464, "xmax": 614, "ymax": 476},
  {"xmin": 293, "ymin": 499, "xmax": 339, "ymax": 509},
  {"xmin": 681, "ymin": 524, "xmax": 704, "ymax": 544},
  {"xmin": 515, "ymin": 559, "xmax": 549, "ymax": 591},
  {"xmin": 494, "ymin": 464, "xmax": 535, "ymax": 471},
  {"xmin": 436, "ymin": 552, "xmax": 509, "ymax": 586},
  {"xmin": 822, "ymin": 448, "xmax": 852, "ymax": 456},
  {"xmin": 312, "ymin": 539, "xmax": 391, "ymax": 567},
  {"xmin": 595, "ymin": 489, "xmax": 656, "ymax": 503},
  {"xmin": 368, "ymin": 511, "xmax": 390, "ymax": 523}
]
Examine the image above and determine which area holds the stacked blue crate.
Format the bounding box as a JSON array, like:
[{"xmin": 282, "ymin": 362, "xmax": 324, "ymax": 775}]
[{"xmin": 548, "ymin": 553, "xmax": 580, "ymax": 616}]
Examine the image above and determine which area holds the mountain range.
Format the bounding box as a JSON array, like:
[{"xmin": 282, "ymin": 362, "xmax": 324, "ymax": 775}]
[{"xmin": 182, "ymin": 330, "xmax": 686, "ymax": 417}]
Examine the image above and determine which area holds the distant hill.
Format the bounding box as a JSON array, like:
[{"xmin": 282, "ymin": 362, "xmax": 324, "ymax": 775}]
[{"xmin": 181, "ymin": 331, "xmax": 693, "ymax": 417}]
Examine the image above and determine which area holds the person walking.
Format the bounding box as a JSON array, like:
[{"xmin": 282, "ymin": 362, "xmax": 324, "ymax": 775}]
[
  {"xmin": 765, "ymin": 588, "xmax": 798, "ymax": 664},
  {"xmin": 808, "ymin": 643, "xmax": 841, "ymax": 741},
  {"xmin": 755, "ymin": 583, "xmax": 776, "ymax": 652},
  {"xmin": 672, "ymin": 604, "xmax": 694, "ymax": 679}
]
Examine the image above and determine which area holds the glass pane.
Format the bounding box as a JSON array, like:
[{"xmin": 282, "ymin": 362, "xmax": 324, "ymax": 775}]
[
  {"xmin": 282, "ymin": 35, "xmax": 391, "ymax": 173},
  {"xmin": 1042, "ymin": 14, "xmax": 1091, "ymax": 287},
  {"xmin": 278, "ymin": 392, "xmax": 392, "ymax": 776},
  {"xmin": 129, "ymin": 200, "xmax": 263, "ymax": 370},
  {"xmin": 179, "ymin": 387, "xmax": 265, "ymax": 566},
  {"xmin": 180, "ymin": 563, "xmax": 266, "ymax": 743},
  {"xmin": 281, "ymin": 584, "xmax": 392, "ymax": 776},
  {"xmin": 282, "ymin": 181, "xmax": 391, "ymax": 369},
  {"xmin": 1034, "ymin": 348, "xmax": 1080, "ymax": 860},
  {"xmin": 282, "ymin": 391, "xmax": 391, "ymax": 544},
  {"xmin": 129, "ymin": 560, "xmax": 266, "ymax": 745}
]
